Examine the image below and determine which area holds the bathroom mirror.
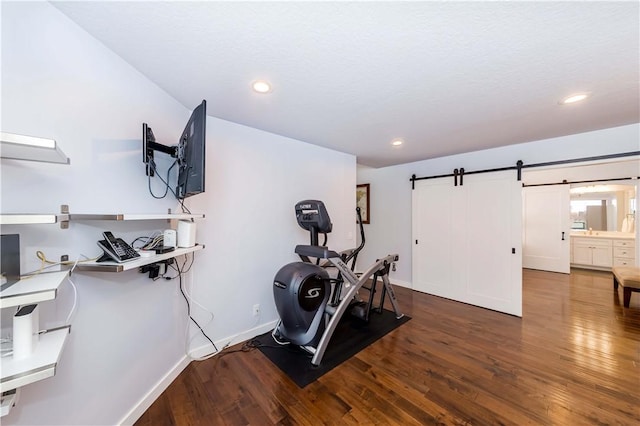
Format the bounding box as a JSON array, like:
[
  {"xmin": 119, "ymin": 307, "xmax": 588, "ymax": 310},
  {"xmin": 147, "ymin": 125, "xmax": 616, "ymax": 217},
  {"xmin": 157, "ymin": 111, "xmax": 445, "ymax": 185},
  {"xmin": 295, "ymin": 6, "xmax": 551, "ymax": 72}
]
[{"xmin": 570, "ymin": 183, "xmax": 637, "ymax": 232}]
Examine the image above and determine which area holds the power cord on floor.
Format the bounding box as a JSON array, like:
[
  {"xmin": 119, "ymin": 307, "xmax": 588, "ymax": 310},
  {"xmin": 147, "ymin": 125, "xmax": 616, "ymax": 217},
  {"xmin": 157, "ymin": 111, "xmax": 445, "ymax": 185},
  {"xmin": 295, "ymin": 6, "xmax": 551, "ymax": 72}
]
[
  {"xmin": 213, "ymin": 337, "xmax": 313, "ymax": 362},
  {"xmin": 214, "ymin": 339, "xmax": 262, "ymax": 358}
]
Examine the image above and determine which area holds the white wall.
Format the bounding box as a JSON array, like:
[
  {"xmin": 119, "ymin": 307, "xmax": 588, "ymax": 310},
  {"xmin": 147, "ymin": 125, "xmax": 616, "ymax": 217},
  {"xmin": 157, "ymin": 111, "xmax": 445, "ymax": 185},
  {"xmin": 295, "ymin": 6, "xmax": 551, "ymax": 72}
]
[
  {"xmin": 184, "ymin": 116, "xmax": 356, "ymax": 357},
  {"xmin": 1, "ymin": 2, "xmax": 355, "ymax": 425},
  {"xmin": 357, "ymin": 124, "xmax": 640, "ymax": 287}
]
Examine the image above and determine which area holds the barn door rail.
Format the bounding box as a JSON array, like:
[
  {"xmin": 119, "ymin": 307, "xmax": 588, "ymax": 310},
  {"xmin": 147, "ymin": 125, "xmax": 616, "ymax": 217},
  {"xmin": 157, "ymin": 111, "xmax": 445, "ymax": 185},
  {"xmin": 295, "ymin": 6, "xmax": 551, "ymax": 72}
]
[
  {"xmin": 523, "ymin": 176, "xmax": 638, "ymax": 188},
  {"xmin": 410, "ymin": 151, "xmax": 640, "ymax": 189}
]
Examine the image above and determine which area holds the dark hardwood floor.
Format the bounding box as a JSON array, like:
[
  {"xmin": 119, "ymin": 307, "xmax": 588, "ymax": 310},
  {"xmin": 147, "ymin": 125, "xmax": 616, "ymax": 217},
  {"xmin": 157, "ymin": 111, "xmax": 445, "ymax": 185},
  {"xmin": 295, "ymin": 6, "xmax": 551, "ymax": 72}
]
[{"xmin": 136, "ymin": 268, "xmax": 640, "ymax": 425}]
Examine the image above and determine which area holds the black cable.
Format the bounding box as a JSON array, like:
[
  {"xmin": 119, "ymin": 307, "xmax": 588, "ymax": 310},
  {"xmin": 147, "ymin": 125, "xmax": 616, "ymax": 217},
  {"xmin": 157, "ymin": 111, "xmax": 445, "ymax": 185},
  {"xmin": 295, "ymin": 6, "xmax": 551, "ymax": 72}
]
[
  {"xmin": 175, "ymin": 255, "xmax": 218, "ymax": 353},
  {"xmin": 165, "ymin": 253, "xmax": 193, "ymax": 278},
  {"xmin": 179, "ymin": 200, "xmax": 192, "ymax": 215},
  {"xmin": 145, "ymin": 155, "xmax": 194, "ymax": 216},
  {"xmin": 131, "ymin": 235, "xmax": 160, "ymax": 249},
  {"xmin": 165, "ymin": 263, "xmax": 180, "ymax": 280},
  {"xmin": 170, "ymin": 255, "xmax": 312, "ymax": 360},
  {"xmin": 214, "ymin": 339, "xmax": 262, "ymax": 358},
  {"xmin": 175, "ymin": 162, "xmax": 192, "ymax": 214},
  {"xmin": 131, "ymin": 236, "xmax": 151, "ymax": 247},
  {"xmin": 215, "ymin": 338, "xmax": 312, "ymax": 359},
  {"xmin": 178, "ymin": 251, "xmax": 195, "ymax": 275},
  {"xmin": 147, "ymin": 156, "xmax": 177, "ymax": 199}
]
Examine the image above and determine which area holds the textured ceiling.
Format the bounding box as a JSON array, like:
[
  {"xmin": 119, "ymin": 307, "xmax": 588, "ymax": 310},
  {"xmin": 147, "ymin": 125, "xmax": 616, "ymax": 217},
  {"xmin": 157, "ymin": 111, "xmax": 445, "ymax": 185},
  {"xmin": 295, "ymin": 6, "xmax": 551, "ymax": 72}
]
[{"xmin": 52, "ymin": 1, "xmax": 639, "ymax": 168}]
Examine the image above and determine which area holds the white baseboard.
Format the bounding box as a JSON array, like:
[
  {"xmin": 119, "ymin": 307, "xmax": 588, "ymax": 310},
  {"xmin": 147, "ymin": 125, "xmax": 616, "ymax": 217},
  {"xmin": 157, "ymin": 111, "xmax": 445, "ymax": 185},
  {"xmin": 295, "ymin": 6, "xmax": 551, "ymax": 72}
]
[
  {"xmin": 188, "ymin": 319, "xmax": 279, "ymax": 359},
  {"xmin": 118, "ymin": 355, "xmax": 190, "ymax": 426},
  {"xmin": 391, "ymin": 278, "xmax": 412, "ymax": 289},
  {"xmin": 118, "ymin": 319, "xmax": 279, "ymax": 425}
]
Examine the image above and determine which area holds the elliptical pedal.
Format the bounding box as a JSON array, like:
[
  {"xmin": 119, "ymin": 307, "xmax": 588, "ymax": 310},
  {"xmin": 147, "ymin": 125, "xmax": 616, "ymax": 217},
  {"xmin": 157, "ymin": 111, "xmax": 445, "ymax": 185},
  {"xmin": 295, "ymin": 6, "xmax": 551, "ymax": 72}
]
[{"xmin": 349, "ymin": 301, "xmax": 368, "ymax": 321}]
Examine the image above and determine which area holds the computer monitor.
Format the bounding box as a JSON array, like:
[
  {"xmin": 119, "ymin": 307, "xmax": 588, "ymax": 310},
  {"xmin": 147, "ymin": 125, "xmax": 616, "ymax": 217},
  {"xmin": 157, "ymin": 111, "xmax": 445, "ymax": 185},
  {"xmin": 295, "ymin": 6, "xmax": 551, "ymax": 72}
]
[{"xmin": 142, "ymin": 100, "xmax": 207, "ymax": 199}]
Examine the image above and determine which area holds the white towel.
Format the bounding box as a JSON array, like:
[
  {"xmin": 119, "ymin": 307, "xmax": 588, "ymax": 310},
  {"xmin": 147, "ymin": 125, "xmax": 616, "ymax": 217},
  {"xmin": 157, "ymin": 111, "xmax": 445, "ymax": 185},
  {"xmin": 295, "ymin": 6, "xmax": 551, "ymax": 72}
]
[{"xmin": 621, "ymin": 217, "xmax": 629, "ymax": 233}]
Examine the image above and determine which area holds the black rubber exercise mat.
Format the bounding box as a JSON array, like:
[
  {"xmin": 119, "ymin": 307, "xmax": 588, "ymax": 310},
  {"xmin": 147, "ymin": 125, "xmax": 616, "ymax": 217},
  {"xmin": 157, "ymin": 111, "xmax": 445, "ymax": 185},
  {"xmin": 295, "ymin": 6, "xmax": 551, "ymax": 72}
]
[{"xmin": 255, "ymin": 309, "xmax": 411, "ymax": 387}]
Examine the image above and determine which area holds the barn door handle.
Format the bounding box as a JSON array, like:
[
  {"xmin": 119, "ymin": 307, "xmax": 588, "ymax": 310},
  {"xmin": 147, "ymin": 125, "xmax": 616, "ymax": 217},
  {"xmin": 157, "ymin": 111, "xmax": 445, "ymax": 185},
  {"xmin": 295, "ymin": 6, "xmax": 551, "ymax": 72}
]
[{"xmin": 561, "ymin": 231, "xmax": 565, "ymax": 241}]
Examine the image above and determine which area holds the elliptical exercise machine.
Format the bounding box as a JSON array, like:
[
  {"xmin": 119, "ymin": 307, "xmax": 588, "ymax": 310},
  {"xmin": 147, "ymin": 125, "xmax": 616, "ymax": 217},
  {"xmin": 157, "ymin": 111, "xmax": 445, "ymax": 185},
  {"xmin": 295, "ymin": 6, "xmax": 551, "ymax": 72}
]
[{"xmin": 272, "ymin": 200, "xmax": 403, "ymax": 366}]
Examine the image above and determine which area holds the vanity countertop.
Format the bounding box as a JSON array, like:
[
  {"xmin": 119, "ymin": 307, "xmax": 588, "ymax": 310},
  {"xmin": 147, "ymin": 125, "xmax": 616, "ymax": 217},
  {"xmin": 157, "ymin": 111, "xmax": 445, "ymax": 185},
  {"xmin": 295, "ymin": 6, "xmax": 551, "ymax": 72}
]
[{"xmin": 570, "ymin": 231, "xmax": 635, "ymax": 240}]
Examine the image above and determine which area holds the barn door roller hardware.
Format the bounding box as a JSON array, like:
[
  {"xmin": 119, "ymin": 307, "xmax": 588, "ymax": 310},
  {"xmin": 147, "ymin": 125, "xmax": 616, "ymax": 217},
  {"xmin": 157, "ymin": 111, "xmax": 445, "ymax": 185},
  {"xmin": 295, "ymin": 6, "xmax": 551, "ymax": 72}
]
[{"xmin": 410, "ymin": 151, "xmax": 639, "ymax": 189}]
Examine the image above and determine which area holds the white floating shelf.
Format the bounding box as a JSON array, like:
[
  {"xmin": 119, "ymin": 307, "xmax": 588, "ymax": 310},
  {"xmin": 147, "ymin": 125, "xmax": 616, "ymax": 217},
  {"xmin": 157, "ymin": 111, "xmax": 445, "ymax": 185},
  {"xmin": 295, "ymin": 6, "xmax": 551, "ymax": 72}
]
[
  {"xmin": 0, "ymin": 271, "xmax": 69, "ymax": 309},
  {"xmin": 1, "ymin": 132, "xmax": 69, "ymax": 164},
  {"xmin": 0, "ymin": 214, "xmax": 69, "ymax": 225},
  {"xmin": 0, "ymin": 326, "xmax": 71, "ymax": 393},
  {"xmin": 75, "ymin": 244, "xmax": 204, "ymax": 272},
  {"xmin": 69, "ymin": 213, "xmax": 204, "ymax": 221}
]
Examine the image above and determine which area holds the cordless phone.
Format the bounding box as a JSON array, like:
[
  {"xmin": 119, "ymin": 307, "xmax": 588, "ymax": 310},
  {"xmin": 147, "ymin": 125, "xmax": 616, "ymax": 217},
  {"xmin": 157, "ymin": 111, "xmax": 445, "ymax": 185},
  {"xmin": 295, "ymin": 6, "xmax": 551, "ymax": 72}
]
[{"xmin": 97, "ymin": 231, "xmax": 140, "ymax": 263}]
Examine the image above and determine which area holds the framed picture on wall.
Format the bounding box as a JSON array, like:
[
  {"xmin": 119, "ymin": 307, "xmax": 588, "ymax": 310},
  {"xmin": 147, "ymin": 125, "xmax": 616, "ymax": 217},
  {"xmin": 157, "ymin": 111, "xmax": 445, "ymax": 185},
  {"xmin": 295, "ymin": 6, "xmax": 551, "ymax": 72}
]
[{"xmin": 356, "ymin": 183, "xmax": 370, "ymax": 224}]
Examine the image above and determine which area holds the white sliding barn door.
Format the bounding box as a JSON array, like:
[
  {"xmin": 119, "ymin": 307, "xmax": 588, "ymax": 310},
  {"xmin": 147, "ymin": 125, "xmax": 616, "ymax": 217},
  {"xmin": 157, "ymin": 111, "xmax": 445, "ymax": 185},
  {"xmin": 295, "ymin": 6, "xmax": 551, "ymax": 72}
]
[
  {"xmin": 412, "ymin": 171, "xmax": 522, "ymax": 316},
  {"xmin": 411, "ymin": 178, "xmax": 459, "ymax": 300},
  {"xmin": 522, "ymin": 185, "xmax": 570, "ymax": 273}
]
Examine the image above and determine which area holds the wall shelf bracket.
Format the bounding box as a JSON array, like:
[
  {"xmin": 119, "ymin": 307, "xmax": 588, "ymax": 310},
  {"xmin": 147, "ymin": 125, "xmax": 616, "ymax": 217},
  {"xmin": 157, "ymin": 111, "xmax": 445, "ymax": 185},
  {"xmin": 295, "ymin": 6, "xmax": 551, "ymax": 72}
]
[{"xmin": 60, "ymin": 205, "xmax": 69, "ymax": 229}]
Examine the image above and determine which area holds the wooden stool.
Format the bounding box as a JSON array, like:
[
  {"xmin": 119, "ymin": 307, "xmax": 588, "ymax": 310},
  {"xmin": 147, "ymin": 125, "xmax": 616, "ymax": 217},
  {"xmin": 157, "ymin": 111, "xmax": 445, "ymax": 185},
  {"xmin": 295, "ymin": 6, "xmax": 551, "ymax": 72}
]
[{"xmin": 612, "ymin": 266, "xmax": 640, "ymax": 308}]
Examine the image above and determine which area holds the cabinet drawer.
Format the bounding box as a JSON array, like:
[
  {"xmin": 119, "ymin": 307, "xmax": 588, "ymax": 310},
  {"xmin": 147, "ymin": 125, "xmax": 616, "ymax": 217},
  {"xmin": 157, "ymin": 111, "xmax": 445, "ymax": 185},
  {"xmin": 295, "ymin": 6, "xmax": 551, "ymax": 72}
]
[
  {"xmin": 614, "ymin": 247, "xmax": 634, "ymax": 259},
  {"xmin": 613, "ymin": 258, "xmax": 637, "ymax": 267},
  {"xmin": 613, "ymin": 239, "xmax": 635, "ymax": 249},
  {"xmin": 572, "ymin": 238, "xmax": 612, "ymax": 248}
]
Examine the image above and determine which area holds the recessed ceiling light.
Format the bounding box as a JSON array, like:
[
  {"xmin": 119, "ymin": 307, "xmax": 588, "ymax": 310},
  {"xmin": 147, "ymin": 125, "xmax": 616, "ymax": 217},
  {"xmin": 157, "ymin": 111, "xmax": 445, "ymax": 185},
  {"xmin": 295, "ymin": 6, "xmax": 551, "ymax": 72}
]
[
  {"xmin": 391, "ymin": 139, "xmax": 403, "ymax": 147},
  {"xmin": 252, "ymin": 80, "xmax": 272, "ymax": 94},
  {"xmin": 560, "ymin": 93, "xmax": 589, "ymax": 105}
]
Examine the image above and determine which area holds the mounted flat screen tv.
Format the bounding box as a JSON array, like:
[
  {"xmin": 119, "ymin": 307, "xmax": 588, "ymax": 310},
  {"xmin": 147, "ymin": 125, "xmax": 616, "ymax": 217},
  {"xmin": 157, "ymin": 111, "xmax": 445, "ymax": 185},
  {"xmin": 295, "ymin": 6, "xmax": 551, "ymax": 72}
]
[{"xmin": 142, "ymin": 100, "xmax": 206, "ymax": 199}]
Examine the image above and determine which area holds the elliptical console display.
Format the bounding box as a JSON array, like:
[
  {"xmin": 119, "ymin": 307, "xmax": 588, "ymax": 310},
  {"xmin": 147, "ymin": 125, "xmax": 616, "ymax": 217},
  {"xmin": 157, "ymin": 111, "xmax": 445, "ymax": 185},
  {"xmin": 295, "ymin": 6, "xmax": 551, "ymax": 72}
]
[{"xmin": 294, "ymin": 200, "xmax": 332, "ymax": 246}]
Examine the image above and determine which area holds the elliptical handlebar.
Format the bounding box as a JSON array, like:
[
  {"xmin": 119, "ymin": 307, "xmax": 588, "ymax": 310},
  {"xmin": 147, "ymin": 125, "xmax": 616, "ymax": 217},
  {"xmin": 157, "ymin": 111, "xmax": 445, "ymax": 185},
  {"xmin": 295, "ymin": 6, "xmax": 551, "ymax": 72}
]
[{"xmin": 343, "ymin": 206, "xmax": 365, "ymax": 270}]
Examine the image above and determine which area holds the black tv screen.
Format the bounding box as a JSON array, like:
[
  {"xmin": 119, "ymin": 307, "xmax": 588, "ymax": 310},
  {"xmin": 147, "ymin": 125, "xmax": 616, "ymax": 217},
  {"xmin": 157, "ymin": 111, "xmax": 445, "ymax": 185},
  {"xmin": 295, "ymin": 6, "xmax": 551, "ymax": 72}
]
[{"xmin": 176, "ymin": 100, "xmax": 206, "ymax": 199}]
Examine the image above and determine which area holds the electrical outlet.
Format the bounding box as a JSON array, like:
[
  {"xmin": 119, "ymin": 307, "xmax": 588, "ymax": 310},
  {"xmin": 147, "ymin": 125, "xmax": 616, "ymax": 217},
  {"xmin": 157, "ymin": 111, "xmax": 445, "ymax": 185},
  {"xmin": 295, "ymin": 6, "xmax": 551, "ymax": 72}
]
[
  {"xmin": 252, "ymin": 304, "xmax": 260, "ymax": 317},
  {"xmin": 392, "ymin": 262, "xmax": 396, "ymax": 272}
]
